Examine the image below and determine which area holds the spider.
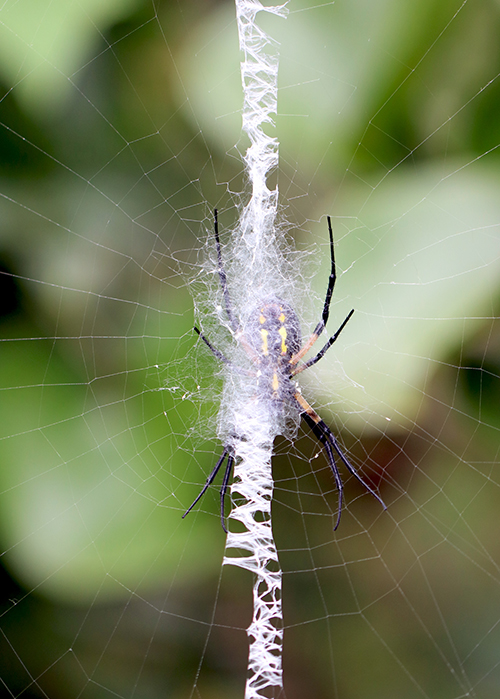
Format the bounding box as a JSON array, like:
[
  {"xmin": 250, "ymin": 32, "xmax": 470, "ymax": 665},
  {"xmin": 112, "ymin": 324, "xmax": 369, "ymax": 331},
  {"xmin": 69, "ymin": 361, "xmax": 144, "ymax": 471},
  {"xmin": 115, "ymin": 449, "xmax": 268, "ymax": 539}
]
[{"xmin": 183, "ymin": 210, "xmax": 386, "ymax": 532}]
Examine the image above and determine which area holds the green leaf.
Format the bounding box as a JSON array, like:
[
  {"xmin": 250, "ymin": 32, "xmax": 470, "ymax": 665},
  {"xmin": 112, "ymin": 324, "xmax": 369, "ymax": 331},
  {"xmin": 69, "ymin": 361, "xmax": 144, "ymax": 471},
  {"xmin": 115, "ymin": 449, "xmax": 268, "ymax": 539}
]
[{"xmin": 0, "ymin": 0, "xmax": 142, "ymax": 115}]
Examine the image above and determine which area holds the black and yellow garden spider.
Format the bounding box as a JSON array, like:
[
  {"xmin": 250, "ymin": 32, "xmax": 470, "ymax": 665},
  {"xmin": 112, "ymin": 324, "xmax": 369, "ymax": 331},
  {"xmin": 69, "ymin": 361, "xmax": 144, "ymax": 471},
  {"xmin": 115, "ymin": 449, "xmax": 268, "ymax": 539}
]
[{"xmin": 183, "ymin": 210, "xmax": 386, "ymax": 531}]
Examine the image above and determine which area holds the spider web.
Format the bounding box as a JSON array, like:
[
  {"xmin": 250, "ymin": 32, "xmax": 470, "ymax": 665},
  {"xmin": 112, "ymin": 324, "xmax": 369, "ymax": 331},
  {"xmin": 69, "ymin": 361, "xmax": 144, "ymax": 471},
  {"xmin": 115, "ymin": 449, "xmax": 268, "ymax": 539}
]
[{"xmin": 1, "ymin": 1, "xmax": 500, "ymax": 698}]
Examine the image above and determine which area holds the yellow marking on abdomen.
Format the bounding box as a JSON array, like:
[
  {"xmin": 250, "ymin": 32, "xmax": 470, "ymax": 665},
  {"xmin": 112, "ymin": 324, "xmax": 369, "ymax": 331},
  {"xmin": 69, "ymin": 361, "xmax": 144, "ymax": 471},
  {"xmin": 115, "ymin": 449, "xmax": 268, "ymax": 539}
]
[
  {"xmin": 272, "ymin": 372, "xmax": 279, "ymax": 393},
  {"xmin": 279, "ymin": 325, "xmax": 287, "ymax": 354},
  {"xmin": 260, "ymin": 328, "xmax": 269, "ymax": 355}
]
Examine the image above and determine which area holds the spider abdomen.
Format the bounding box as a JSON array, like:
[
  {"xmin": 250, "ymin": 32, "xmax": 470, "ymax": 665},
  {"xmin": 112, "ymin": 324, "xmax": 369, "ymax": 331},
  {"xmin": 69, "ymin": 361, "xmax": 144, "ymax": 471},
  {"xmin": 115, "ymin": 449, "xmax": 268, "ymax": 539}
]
[
  {"xmin": 246, "ymin": 298, "xmax": 301, "ymax": 402},
  {"xmin": 250, "ymin": 299, "xmax": 301, "ymax": 361}
]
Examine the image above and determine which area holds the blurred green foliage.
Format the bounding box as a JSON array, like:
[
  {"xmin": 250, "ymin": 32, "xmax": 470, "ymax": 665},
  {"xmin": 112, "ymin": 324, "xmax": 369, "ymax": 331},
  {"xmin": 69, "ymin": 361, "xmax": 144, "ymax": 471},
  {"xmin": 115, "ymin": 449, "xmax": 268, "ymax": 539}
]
[{"xmin": 1, "ymin": 0, "xmax": 500, "ymax": 698}]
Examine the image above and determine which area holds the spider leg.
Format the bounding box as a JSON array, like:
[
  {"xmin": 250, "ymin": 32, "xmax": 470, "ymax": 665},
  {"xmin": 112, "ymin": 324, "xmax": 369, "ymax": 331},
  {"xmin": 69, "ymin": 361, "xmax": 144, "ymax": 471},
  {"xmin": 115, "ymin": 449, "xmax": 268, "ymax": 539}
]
[
  {"xmin": 213, "ymin": 209, "xmax": 239, "ymax": 334},
  {"xmin": 318, "ymin": 216, "xmax": 337, "ymax": 332},
  {"xmin": 290, "ymin": 216, "xmax": 339, "ymax": 366},
  {"xmin": 194, "ymin": 326, "xmax": 230, "ymax": 364},
  {"xmin": 302, "ymin": 411, "xmax": 343, "ymax": 530},
  {"xmin": 200, "ymin": 211, "xmax": 261, "ymax": 365},
  {"xmin": 330, "ymin": 435, "xmax": 386, "ymax": 512},
  {"xmin": 290, "ymin": 308, "xmax": 354, "ymax": 376},
  {"xmin": 194, "ymin": 327, "xmax": 255, "ymax": 377},
  {"xmin": 219, "ymin": 451, "xmax": 235, "ymax": 533},
  {"xmin": 296, "ymin": 392, "xmax": 386, "ymax": 529},
  {"xmin": 182, "ymin": 447, "xmax": 230, "ymax": 522}
]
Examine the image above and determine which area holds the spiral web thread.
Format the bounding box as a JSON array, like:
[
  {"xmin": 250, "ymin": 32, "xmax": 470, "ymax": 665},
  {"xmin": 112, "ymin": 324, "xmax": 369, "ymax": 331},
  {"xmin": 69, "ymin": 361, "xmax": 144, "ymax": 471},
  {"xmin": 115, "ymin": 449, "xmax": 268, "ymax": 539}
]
[{"xmin": 222, "ymin": 2, "xmax": 288, "ymax": 698}]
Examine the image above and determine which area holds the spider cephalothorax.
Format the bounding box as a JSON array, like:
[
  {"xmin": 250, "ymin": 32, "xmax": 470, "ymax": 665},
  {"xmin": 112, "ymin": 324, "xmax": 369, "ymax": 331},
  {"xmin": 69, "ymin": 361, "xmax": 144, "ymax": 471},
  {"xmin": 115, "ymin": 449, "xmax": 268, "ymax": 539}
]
[{"xmin": 184, "ymin": 210, "xmax": 386, "ymax": 532}]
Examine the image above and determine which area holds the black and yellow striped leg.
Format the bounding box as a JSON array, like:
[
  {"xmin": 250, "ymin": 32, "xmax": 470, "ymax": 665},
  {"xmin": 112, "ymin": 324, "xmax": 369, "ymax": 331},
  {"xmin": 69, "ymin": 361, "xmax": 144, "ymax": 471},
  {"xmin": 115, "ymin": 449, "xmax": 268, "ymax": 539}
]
[
  {"xmin": 302, "ymin": 412, "xmax": 344, "ymax": 530},
  {"xmin": 292, "ymin": 308, "xmax": 354, "ymax": 376},
  {"xmin": 290, "ymin": 217, "xmax": 353, "ymax": 369},
  {"xmin": 296, "ymin": 392, "xmax": 386, "ymax": 530},
  {"xmin": 183, "ymin": 447, "xmax": 235, "ymax": 532}
]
